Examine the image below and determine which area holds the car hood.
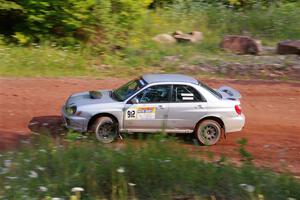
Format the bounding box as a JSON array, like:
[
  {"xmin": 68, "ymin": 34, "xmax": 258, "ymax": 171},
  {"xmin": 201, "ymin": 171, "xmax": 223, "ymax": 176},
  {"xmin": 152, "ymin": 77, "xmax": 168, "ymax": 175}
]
[{"xmin": 66, "ymin": 90, "xmax": 117, "ymax": 106}]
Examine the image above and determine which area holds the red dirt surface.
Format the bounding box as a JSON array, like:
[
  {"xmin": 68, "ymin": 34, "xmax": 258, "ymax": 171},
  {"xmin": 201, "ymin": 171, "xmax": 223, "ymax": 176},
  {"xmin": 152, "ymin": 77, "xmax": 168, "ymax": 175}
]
[{"xmin": 0, "ymin": 77, "xmax": 300, "ymax": 175}]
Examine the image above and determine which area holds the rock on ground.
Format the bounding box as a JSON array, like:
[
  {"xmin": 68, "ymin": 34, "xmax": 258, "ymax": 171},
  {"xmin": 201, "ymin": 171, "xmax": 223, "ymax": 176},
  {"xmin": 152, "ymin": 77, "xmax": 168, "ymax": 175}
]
[
  {"xmin": 173, "ymin": 31, "xmax": 203, "ymax": 43},
  {"xmin": 277, "ymin": 40, "xmax": 300, "ymax": 55},
  {"xmin": 152, "ymin": 33, "xmax": 177, "ymax": 44},
  {"xmin": 220, "ymin": 35, "xmax": 262, "ymax": 55}
]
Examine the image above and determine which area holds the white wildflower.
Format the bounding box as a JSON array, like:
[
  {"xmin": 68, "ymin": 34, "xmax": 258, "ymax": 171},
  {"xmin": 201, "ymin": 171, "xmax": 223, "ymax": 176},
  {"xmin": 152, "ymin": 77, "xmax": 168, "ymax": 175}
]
[
  {"xmin": 0, "ymin": 167, "xmax": 9, "ymax": 174},
  {"xmin": 52, "ymin": 198, "xmax": 63, "ymax": 200},
  {"xmin": 20, "ymin": 139, "xmax": 31, "ymax": 144},
  {"xmin": 71, "ymin": 187, "xmax": 84, "ymax": 192},
  {"xmin": 36, "ymin": 165, "xmax": 45, "ymax": 171},
  {"xmin": 4, "ymin": 185, "xmax": 11, "ymax": 190},
  {"xmin": 287, "ymin": 198, "xmax": 296, "ymax": 200},
  {"xmin": 6, "ymin": 176, "xmax": 18, "ymax": 180},
  {"xmin": 39, "ymin": 186, "xmax": 48, "ymax": 192},
  {"xmin": 128, "ymin": 183, "xmax": 136, "ymax": 187},
  {"xmin": 117, "ymin": 166, "xmax": 125, "ymax": 173},
  {"xmin": 239, "ymin": 183, "xmax": 255, "ymax": 193},
  {"xmin": 23, "ymin": 159, "xmax": 31, "ymax": 163},
  {"xmin": 38, "ymin": 149, "xmax": 47, "ymax": 153},
  {"xmin": 4, "ymin": 159, "xmax": 12, "ymax": 168},
  {"xmin": 28, "ymin": 170, "xmax": 38, "ymax": 178}
]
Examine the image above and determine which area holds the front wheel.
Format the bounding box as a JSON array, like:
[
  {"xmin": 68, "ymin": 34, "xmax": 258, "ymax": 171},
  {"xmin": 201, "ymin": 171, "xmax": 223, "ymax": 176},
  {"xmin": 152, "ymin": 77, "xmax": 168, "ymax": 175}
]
[
  {"xmin": 93, "ymin": 117, "xmax": 118, "ymax": 143},
  {"xmin": 195, "ymin": 120, "xmax": 222, "ymax": 145}
]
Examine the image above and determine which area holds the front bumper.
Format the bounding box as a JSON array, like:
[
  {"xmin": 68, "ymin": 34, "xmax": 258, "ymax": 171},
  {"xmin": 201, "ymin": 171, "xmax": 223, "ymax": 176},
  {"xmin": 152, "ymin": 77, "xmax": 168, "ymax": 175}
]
[
  {"xmin": 61, "ymin": 106, "xmax": 88, "ymax": 132},
  {"xmin": 224, "ymin": 113, "xmax": 245, "ymax": 133}
]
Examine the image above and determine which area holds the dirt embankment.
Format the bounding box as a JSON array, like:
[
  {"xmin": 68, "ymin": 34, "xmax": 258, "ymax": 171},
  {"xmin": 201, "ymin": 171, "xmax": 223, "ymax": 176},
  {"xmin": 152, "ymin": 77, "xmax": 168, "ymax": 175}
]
[{"xmin": 0, "ymin": 78, "xmax": 300, "ymax": 175}]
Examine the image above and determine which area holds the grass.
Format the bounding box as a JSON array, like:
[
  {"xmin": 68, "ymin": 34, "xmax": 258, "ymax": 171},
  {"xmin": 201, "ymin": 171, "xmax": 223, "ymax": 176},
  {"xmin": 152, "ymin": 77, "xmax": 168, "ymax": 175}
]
[
  {"xmin": 0, "ymin": 2, "xmax": 299, "ymax": 79},
  {"xmin": 0, "ymin": 44, "xmax": 96, "ymax": 77},
  {"xmin": 1, "ymin": 41, "xmax": 299, "ymax": 81},
  {"xmin": 0, "ymin": 41, "xmax": 222, "ymax": 78},
  {"xmin": 0, "ymin": 134, "xmax": 299, "ymax": 200}
]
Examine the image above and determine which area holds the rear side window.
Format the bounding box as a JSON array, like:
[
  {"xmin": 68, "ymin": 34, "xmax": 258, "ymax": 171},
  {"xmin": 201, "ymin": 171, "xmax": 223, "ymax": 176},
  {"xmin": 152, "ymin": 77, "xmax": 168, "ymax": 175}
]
[{"xmin": 172, "ymin": 85, "xmax": 206, "ymax": 102}]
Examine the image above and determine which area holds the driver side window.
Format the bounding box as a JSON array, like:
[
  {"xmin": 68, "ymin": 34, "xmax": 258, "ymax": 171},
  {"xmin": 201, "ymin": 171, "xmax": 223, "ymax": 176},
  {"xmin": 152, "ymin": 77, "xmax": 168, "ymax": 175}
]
[{"xmin": 135, "ymin": 85, "xmax": 171, "ymax": 103}]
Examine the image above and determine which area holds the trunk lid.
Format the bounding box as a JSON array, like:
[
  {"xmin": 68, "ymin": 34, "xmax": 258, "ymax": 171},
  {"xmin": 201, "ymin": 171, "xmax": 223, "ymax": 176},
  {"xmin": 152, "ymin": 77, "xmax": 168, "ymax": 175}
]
[{"xmin": 217, "ymin": 86, "xmax": 241, "ymax": 100}]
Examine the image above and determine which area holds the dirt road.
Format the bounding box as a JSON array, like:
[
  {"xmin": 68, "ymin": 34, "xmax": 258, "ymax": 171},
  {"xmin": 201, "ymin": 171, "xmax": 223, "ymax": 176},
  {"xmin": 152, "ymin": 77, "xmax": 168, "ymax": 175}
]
[{"xmin": 0, "ymin": 77, "xmax": 300, "ymax": 175}]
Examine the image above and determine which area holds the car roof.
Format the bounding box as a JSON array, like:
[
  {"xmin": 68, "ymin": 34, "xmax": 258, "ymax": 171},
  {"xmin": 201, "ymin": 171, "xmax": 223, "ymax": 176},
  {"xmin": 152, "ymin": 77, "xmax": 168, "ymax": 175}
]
[{"xmin": 142, "ymin": 74, "xmax": 198, "ymax": 84}]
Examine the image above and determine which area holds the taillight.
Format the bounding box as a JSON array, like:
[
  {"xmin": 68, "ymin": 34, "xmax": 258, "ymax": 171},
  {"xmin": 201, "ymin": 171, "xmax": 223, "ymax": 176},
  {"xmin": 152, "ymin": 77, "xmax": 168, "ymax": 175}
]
[{"xmin": 235, "ymin": 105, "xmax": 242, "ymax": 115}]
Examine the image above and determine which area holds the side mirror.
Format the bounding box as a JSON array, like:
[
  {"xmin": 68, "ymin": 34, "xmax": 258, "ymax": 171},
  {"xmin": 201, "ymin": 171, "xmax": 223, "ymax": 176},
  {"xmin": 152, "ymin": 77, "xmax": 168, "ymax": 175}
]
[{"xmin": 130, "ymin": 97, "xmax": 139, "ymax": 104}]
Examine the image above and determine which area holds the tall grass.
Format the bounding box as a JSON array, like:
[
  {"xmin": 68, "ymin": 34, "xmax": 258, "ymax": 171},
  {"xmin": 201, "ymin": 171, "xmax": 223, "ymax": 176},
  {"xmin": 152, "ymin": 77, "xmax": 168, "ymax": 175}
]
[
  {"xmin": 0, "ymin": 42, "xmax": 96, "ymax": 77},
  {"xmin": 0, "ymin": 135, "xmax": 299, "ymax": 199},
  {"xmin": 124, "ymin": 1, "xmax": 300, "ymax": 50}
]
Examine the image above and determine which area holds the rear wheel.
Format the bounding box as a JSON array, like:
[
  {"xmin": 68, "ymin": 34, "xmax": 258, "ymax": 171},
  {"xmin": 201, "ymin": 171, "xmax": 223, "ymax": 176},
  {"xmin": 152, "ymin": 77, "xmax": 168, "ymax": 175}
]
[
  {"xmin": 195, "ymin": 120, "xmax": 221, "ymax": 145},
  {"xmin": 92, "ymin": 117, "xmax": 118, "ymax": 143}
]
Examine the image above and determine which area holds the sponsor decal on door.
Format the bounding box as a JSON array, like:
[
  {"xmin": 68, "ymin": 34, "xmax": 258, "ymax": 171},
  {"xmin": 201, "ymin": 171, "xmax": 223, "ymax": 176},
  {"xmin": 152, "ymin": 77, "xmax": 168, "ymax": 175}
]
[{"xmin": 125, "ymin": 107, "xmax": 156, "ymax": 120}]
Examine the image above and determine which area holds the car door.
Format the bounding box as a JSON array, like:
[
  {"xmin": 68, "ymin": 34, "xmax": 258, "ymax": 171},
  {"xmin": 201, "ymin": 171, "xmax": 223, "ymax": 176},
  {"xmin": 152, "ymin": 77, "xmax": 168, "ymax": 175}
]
[
  {"xmin": 123, "ymin": 84, "xmax": 171, "ymax": 131},
  {"xmin": 167, "ymin": 84, "xmax": 208, "ymax": 131}
]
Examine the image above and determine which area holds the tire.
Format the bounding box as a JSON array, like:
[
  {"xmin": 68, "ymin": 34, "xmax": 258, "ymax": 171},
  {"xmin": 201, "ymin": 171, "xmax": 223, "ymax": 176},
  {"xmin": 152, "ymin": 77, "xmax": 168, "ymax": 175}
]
[
  {"xmin": 92, "ymin": 116, "xmax": 118, "ymax": 143},
  {"xmin": 195, "ymin": 119, "xmax": 222, "ymax": 146}
]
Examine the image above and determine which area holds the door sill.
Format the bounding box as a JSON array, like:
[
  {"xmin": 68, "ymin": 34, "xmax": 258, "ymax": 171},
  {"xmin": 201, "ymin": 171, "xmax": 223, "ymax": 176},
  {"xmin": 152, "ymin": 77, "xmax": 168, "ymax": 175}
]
[{"xmin": 120, "ymin": 129, "xmax": 193, "ymax": 134}]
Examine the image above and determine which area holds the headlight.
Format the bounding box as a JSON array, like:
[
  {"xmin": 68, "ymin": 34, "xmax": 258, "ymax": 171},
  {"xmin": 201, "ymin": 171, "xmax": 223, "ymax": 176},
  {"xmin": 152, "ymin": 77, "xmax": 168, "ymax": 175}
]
[{"xmin": 65, "ymin": 105, "xmax": 77, "ymax": 115}]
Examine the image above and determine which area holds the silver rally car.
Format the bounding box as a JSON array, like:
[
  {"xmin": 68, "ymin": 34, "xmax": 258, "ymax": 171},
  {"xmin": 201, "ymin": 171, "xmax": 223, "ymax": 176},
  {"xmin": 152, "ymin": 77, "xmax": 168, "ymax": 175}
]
[{"xmin": 62, "ymin": 74, "xmax": 245, "ymax": 145}]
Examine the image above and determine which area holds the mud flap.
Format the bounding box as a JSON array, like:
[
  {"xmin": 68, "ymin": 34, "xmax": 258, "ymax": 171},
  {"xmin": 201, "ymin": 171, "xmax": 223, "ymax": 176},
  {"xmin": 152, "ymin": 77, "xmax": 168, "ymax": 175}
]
[
  {"xmin": 221, "ymin": 128, "xmax": 226, "ymax": 140},
  {"xmin": 118, "ymin": 133, "xmax": 123, "ymax": 140}
]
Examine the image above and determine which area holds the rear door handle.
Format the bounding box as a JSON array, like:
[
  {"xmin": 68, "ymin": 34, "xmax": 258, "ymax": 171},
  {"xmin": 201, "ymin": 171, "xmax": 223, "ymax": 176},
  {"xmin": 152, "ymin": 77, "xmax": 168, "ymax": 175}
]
[
  {"xmin": 195, "ymin": 104, "xmax": 204, "ymax": 109},
  {"xmin": 158, "ymin": 105, "xmax": 165, "ymax": 109}
]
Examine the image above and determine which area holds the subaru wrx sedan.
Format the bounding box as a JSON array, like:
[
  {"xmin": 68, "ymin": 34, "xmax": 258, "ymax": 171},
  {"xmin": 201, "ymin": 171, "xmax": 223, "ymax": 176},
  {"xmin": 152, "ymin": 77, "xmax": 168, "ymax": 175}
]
[{"xmin": 62, "ymin": 74, "xmax": 245, "ymax": 145}]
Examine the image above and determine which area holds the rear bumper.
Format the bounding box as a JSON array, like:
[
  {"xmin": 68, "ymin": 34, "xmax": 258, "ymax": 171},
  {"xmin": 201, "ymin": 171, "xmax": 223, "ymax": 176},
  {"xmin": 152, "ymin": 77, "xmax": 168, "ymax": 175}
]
[
  {"xmin": 224, "ymin": 113, "xmax": 245, "ymax": 133},
  {"xmin": 61, "ymin": 107, "xmax": 88, "ymax": 132}
]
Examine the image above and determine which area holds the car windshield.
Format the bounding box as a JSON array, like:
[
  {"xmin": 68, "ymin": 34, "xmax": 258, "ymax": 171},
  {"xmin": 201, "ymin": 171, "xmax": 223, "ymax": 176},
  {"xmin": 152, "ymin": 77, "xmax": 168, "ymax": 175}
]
[
  {"xmin": 112, "ymin": 78, "xmax": 147, "ymax": 101},
  {"xmin": 199, "ymin": 81, "xmax": 222, "ymax": 99}
]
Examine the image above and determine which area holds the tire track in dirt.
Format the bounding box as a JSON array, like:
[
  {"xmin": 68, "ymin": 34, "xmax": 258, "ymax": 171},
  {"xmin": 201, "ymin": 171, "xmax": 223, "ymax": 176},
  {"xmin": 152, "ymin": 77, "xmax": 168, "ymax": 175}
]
[{"xmin": 0, "ymin": 77, "xmax": 299, "ymax": 175}]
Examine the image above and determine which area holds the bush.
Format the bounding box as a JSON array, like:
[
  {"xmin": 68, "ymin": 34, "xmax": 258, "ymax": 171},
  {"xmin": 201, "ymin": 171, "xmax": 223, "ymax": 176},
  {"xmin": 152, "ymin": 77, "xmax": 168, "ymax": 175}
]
[
  {"xmin": 0, "ymin": 135, "xmax": 299, "ymax": 199},
  {"xmin": 1, "ymin": 0, "xmax": 299, "ymax": 47}
]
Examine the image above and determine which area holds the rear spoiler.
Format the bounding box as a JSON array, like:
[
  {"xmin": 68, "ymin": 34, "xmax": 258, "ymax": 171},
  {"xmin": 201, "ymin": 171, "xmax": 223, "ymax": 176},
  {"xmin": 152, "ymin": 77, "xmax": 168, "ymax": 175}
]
[{"xmin": 217, "ymin": 86, "xmax": 241, "ymax": 100}]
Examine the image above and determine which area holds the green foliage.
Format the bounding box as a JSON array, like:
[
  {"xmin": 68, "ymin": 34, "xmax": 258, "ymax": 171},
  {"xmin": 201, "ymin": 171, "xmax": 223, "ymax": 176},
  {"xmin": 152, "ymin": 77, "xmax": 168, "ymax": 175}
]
[
  {"xmin": 0, "ymin": 0, "xmax": 23, "ymax": 11},
  {"xmin": 0, "ymin": 0, "xmax": 299, "ymax": 46},
  {"xmin": 12, "ymin": 32, "xmax": 31, "ymax": 45},
  {"xmin": 0, "ymin": 0, "xmax": 153, "ymax": 46},
  {"xmin": 237, "ymin": 138, "xmax": 253, "ymax": 163},
  {"xmin": 16, "ymin": 0, "xmax": 96, "ymax": 42},
  {"xmin": 0, "ymin": 135, "xmax": 299, "ymax": 199},
  {"xmin": 90, "ymin": 0, "xmax": 153, "ymax": 51},
  {"xmin": 64, "ymin": 131, "xmax": 85, "ymax": 141}
]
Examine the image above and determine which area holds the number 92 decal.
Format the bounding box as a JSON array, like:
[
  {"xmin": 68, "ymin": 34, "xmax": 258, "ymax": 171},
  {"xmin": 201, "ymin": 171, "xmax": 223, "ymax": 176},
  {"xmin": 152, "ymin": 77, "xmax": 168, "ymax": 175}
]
[{"xmin": 126, "ymin": 108, "xmax": 137, "ymax": 120}]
